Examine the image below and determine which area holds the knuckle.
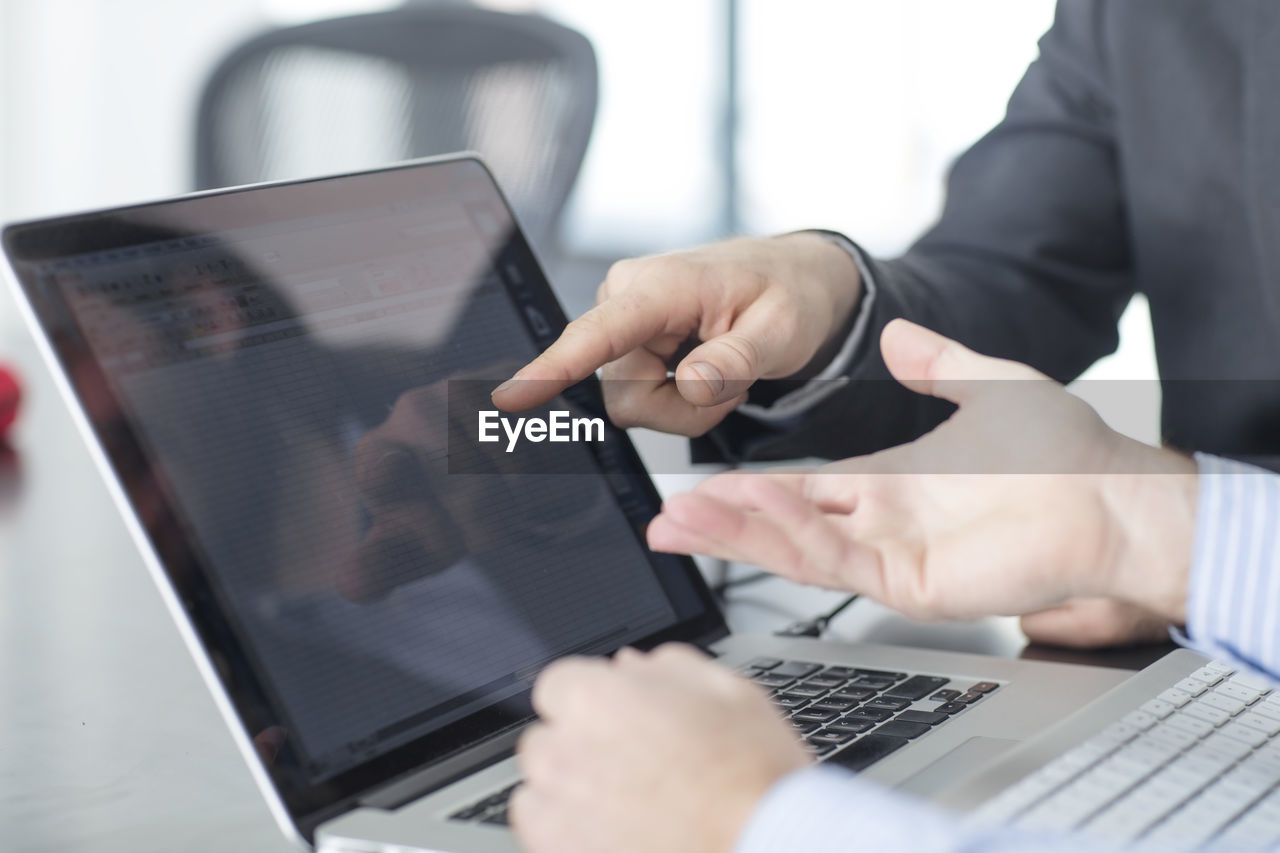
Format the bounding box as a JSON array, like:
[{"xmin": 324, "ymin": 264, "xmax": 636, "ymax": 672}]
[
  {"xmin": 604, "ymin": 258, "xmax": 636, "ymax": 286},
  {"xmin": 566, "ymin": 309, "xmax": 604, "ymax": 339},
  {"xmin": 715, "ymin": 332, "xmax": 763, "ymax": 374},
  {"xmin": 651, "ymin": 642, "xmax": 691, "ymax": 662},
  {"xmin": 575, "ymin": 309, "xmax": 630, "ymax": 362},
  {"xmin": 532, "ymin": 659, "xmax": 583, "ymax": 714},
  {"xmin": 604, "ymin": 391, "xmax": 646, "ymax": 429},
  {"xmin": 602, "ymin": 257, "xmax": 654, "ymax": 298},
  {"xmin": 640, "ymin": 253, "xmax": 704, "ymax": 292}
]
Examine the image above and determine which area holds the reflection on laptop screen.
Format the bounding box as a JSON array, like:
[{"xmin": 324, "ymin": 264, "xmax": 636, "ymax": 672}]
[{"xmin": 36, "ymin": 179, "xmax": 678, "ymax": 782}]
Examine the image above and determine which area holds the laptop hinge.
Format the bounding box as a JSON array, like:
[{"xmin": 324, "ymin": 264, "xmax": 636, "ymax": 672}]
[
  {"xmin": 358, "ymin": 724, "xmax": 526, "ymax": 811},
  {"xmin": 693, "ymin": 625, "xmax": 731, "ymax": 656}
]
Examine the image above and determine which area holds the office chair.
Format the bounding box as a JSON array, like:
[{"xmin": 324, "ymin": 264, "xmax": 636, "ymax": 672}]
[{"xmin": 193, "ymin": 4, "xmax": 598, "ymax": 254}]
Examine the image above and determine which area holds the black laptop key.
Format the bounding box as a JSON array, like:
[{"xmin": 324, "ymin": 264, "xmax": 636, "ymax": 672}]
[
  {"xmin": 800, "ymin": 676, "xmax": 847, "ymax": 690},
  {"xmin": 810, "ymin": 698, "xmax": 858, "ymax": 713},
  {"xmin": 958, "ymin": 690, "xmax": 985, "ymax": 704},
  {"xmin": 480, "ymin": 807, "xmax": 510, "ymax": 826},
  {"xmin": 896, "ymin": 710, "xmax": 949, "ymax": 726},
  {"xmin": 748, "ymin": 657, "xmax": 784, "ymax": 671},
  {"xmin": 808, "ymin": 729, "xmax": 856, "ymax": 747},
  {"xmin": 772, "ymin": 660, "xmax": 823, "ymax": 679},
  {"xmin": 790, "ymin": 720, "xmax": 822, "ymax": 734},
  {"xmin": 884, "ymin": 675, "xmax": 950, "ymax": 700},
  {"xmin": 451, "ymin": 802, "xmax": 488, "ymax": 821},
  {"xmin": 848, "ymin": 676, "xmax": 897, "ymax": 691},
  {"xmin": 754, "ymin": 673, "xmax": 796, "ymax": 689},
  {"xmin": 829, "ymin": 688, "xmax": 877, "ymax": 703},
  {"xmin": 862, "ymin": 697, "xmax": 911, "ymax": 713},
  {"xmin": 820, "ymin": 665, "xmax": 860, "ymax": 680},
  {"xmin": 451, "ymin": 783, "xmax": 519, "ymax": 823},
  {"xmin": 853, "ymin": 668, "xmax": 907, "ymax": 681},
  {"xmin": 874, "ymin": 720, "xmax": 932, "ymax": 739},
  {"xmin": 827, "ymin": 719, "xmax": 874, "ymax": 735},
  {"xmin": 787, "ymin": 685, "xmax": 828, "ymax": 699},
  {"xmin": 774, "ymin": 693, "xmax": 811, "ymax": 710},
  {"xmin": 826, "ymin": 733, "xmax": 909, "ymax": 772},
  {"xmin": 931, "ymin": 689, "xmax": 961, "ymax": 702},
  {"xmin": 793, "ymin": 709, "xmax": 840, "ymax": 724},
  {"xmin": 936, "ymin": 701, "xmax": 968, "ymax": 715},
  {"xmin": 969, "ymin": 681, "xmax": 1000, "ymax": 693},
  {"xmin": 844, "ymin": 708, "xmax": 892, "ymax": 724}
]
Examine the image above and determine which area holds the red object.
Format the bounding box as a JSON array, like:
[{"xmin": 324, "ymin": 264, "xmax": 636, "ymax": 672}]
[{"xmin": 0, "ymin": 366, "xmax": 21, "ymax": 439}]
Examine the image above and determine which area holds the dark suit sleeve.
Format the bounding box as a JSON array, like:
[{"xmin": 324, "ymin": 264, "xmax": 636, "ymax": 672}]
[{"xmin": 696, "ymin": 0, "xmax": 1135, "ymax": 463}]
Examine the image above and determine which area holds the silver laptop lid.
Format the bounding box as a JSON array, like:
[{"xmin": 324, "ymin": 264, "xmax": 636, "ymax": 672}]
[{"xmin": 3, "ymin": 155, "xmax": 727, "ymax": 843}]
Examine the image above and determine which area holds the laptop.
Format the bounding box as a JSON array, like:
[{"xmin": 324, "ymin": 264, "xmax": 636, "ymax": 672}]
[{"xmin": 8, "ymin": 154, "xmax": 1272, "ymax": 853}]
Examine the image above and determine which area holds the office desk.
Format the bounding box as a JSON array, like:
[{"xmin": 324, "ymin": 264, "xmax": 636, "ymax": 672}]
[{"xmin": 0, "ymin": 298, "xmax": 1174, "ymax": 852}]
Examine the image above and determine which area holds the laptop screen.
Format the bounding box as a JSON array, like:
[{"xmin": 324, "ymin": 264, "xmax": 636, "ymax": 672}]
[{"xmin": 4, "ymin": 157, "xmax": 725, "ymax": 837}]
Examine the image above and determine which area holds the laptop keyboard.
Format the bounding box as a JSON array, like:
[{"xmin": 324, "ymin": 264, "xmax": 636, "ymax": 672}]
[
  {"xmin": 742, "ymin": 657, "xmax": 998, "ymax": 769},
  {"xmin": 449, "ymin": 781, "xmax": 519, "ymax": 826},
  {"xmin": 449, "ymin": 657, "xmax": 1001, "ymax": 827},
  {"xmin": 975, "ymin": 660, "xmax": 1280, "ymax": 850}
]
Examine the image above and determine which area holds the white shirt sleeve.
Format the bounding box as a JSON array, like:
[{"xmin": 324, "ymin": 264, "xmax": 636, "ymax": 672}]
[{"xmin": 736, "ymin": 233, "xmax": 878, "ymax": 423}]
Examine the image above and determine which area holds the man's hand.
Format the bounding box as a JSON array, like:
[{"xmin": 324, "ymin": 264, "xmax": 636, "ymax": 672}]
[
  {"xmin": 492, "ymin": 233, "xmax": 862, "ymax": 436},
  {"xmin": 1019, "ymin": 598, "xmax": 1173, "ymax": 649},
  {"xmin": 647, "ymin": 320, "xmax": 1198, "ymax": 633},
  {"xmin": 512, "ymin": 644, "xmax": 810, "ymax": 853}
]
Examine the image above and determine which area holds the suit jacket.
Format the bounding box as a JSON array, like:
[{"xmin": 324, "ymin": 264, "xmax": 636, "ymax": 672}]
[{"xmin": 703, "ymin": 0, "xmax": 1280, "ymax": 466}]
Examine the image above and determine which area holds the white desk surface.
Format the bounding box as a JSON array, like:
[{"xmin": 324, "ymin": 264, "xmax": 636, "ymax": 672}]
[{"xmin": 0, "ymin": 289, "xmax": 1082, "ymax": 852}]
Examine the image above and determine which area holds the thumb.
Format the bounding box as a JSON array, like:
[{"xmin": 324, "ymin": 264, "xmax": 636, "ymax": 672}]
[
  {"xmin": 879, "ymin": 318, "xmax": 1045, "ymax": 405},
  {"xmin": 673, "ymin": 307, "xmax": 777, "ymax": 406}
]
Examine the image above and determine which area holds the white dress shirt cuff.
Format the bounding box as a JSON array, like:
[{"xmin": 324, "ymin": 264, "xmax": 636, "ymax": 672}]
[{"xmin": 736, "ymin": 234, "xmax": 878, "ymax": 423}]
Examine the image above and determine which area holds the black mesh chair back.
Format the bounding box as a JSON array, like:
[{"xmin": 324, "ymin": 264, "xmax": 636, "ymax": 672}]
[{"xmin": 194, "ymin": 4, "xmax": 598, "ymax": 252}]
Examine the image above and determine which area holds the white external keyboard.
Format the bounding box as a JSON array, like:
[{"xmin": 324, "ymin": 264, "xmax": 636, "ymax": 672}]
[{"xmin": 975, "ymin": 660, "xmax": 1280, "ymax": 850}]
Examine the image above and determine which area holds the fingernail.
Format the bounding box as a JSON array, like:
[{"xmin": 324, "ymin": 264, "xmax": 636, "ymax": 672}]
[
  {"xmin": 688, "ymin": 362, "xmax": 724, "ymax": 396},
  {"xmin": 492, "ymin": 377, "xmax": 518, "ymax": 397}
]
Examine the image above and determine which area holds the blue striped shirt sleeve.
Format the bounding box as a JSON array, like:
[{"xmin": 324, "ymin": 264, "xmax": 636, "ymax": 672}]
[
  {"xmin": 734, "ymin": 452, "xmax": 1280, "ymax": 853},
  {"xmin": 1181, "ymin": 453, "xmax": 1280, "ymax": 679}
]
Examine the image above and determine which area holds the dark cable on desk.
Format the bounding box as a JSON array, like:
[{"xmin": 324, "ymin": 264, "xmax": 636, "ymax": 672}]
[{"xmin": 774, "ymin": 594, "xmax": 860, "ymax": 638}]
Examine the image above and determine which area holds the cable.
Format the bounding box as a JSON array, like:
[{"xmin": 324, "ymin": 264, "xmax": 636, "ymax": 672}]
[{"xmin": 773, "ymin": 594, "xmax": 860, "ymax": 638}]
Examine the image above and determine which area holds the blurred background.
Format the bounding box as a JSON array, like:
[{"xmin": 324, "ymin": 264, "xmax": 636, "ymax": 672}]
[{"xmin": 0, "ymin": 0, "xmax": 1153, "ymax": 389}]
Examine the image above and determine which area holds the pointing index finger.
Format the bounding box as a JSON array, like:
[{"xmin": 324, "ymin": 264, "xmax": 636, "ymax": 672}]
[{"xmin": 491, "ymin": 295, "xmax": 673, "ymax": 412}]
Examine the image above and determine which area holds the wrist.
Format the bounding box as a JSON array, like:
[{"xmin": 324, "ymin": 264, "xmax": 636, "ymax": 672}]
[
  {"xmin": 1097, "ymin": 443, "xmax": 1198, "ymax": 624},
  {"xmin": 773, "ymin": 231, "xmax": 863, "ymax": 380}
]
